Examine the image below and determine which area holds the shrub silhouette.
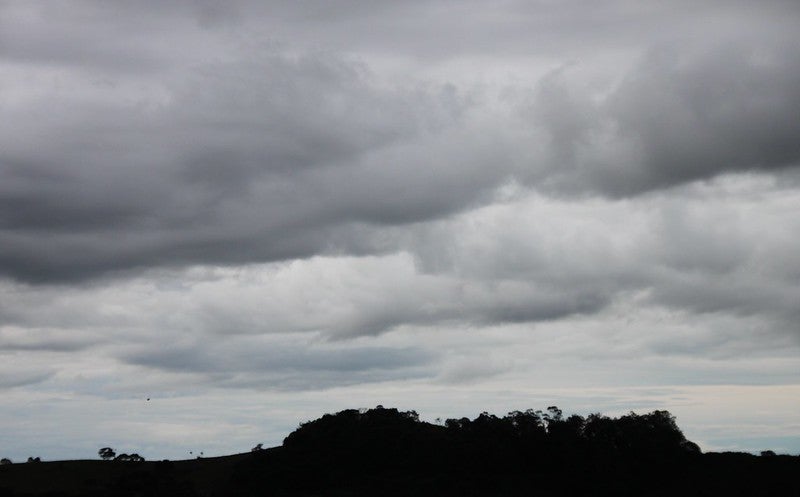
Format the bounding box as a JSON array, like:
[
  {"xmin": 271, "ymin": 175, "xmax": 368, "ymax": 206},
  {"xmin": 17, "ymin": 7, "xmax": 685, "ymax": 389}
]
[{"xmin": 115, "ymin": 453, "xmax": 145, "ymax": 462}]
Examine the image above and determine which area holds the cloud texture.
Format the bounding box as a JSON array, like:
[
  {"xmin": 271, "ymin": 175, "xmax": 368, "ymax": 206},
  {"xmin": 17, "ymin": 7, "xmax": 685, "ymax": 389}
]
[{"xmin": 1, "ymin": 0, "xmax": 799, "ymax": 460}]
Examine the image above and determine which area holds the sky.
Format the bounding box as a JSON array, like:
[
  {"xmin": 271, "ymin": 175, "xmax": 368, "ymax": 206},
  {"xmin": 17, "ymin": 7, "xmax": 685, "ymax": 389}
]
[{"xmin": 1, "ymin": 0, "xmax": 799, "ymax": 461}]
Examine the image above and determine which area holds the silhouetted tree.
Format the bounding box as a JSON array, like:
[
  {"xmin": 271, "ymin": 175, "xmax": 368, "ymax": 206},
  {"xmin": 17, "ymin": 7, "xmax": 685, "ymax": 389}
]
[
  {"xmin": 544, "ymin": 405, "xmax": 563, "ymax": 423},
  {"xmin": 445, "ymin": 417, "xmax": 471, "ymax": 430},
  {"xmin": 0, "ymin": 457, "xmax": 11, "ymax": 465},
  {"xmin": 26, "ymin": 456, "xmax": 41, "ymax": 463},
  {"xmin": 98, "ymin": 447, "xmax": 116, "ymax": 460}
]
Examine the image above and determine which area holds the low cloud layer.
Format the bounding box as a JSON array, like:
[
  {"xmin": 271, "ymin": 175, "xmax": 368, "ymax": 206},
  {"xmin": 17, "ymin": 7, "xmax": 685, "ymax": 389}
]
[
  {"xmin": 2, "ymin": 2, "xmax": 799, "ymax": 282},
  {"xmin": 2, "ymin": 180, "xmax": 797, "ymax": 388}
]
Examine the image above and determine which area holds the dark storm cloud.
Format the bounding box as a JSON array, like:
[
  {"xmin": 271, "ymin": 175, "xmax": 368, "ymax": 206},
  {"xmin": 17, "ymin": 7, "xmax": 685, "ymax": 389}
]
[
  {"xmin": 609, "ymin": 41, "xmax": 800, "ymax": 192},
  {"xmin": 532, "ymin": 37, "xmax": 800, "ymax": 196},
  {"xmin": 0, "ymin": 47, "xmax": 479, "ymax": 283},
  {"xmin": 2, "ymin": 0, "xmax": 799, "ymax": 287}
]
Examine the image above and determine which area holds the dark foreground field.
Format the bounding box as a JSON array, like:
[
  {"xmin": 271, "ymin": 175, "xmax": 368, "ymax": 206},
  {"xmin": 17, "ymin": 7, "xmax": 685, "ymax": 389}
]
[{"xmin": 2, "ymin": 406, "xmax": 798, "ymax": 496}]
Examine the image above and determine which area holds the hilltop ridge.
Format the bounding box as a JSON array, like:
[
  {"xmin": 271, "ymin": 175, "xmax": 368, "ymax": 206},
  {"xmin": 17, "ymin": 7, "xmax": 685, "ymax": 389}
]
[{"xmin": 1, "ymin": 406, "xmax": 798, "ymax": 496}]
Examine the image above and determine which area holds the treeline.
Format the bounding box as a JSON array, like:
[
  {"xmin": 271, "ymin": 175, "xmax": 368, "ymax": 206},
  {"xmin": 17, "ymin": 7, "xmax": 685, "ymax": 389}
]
[
  {"xmin": 283, "ymin": 406, "xmax": 700, "ymax": 471},
  {"xmin": 282, "ymin": 405, "xmax": 700, "ymax": 461},
  {"xmin": 231, "ymin": 406, "xmax": 795, "ymax": 496}
]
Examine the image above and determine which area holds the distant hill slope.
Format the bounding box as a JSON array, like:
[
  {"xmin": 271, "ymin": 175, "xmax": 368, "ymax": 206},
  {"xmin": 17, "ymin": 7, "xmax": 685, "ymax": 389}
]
[{"xmin": 2, "ymin": 406, "xmax": 798, "ymax": 496}]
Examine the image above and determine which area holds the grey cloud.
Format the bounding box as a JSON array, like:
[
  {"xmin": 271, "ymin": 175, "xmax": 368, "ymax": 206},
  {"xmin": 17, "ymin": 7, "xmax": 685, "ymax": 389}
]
[
  {"xmin": 6, "ymin": 175, "xmax": 796, "ymax": 354},
  {"xmin": 0, "ymin": 1, "xmax": 250, "ymax": 72},
  {"xmin": 128, "ymin": 341, "xmax": 431, "ymax": 373},
  {"xmin": 3, "ymin": 1, "xmax": 799, "ymax": 285},
  {"xmin": 0, "ymin": 367, "xmax": 54, "ymax": 389},
  {"xmin": 122, "ymin": 339, "xmax": 436, "ymax": 390},
  {"xmin": 0, "ymin": 1, "xmax": 796, "ymax": 351},
  {"xmin": 0, "ymin": 334, "xmax": 98, "ymax": 352},
  {"xmin": 647, "ymin": 272, "xmax": 800, "ymax": 327},
  {"xmin": 311, "ymin": 274, "xmax": 617, "ymax": 339},
  {"xmin": 1, "ymin": 0, "xmax": 800, "ymax": 463},
  {"xmin": 635, "ymin": 186, "xmax": 800, "ymax": 337},
  {"xmin": 647, "ymin": 326, "xmax": 796, "ymax": 361},
  {"xmin": 608, "ymin": 40, "xmax": 800, "ymax": 190},
  {"xmin": 0, "ymin": 2, "xmax": 181, "ymax": 73},
  {"xmin": 400, "ymin": 184, "xmax": 800, "ymax": 347},
  {"xmin": 533, "ymin": 38, "xmax": 800, "ymax": 196},
  {"xmin": 0, "ymin": 48, "xmax": 483, "ymax": 283},
  {"xmin": 481, "ymin": 290, "xmax": 609, "ymax": 325},
  {"xmin": 204, "ymin": 1, "xmax": 800, "ymax": 62},
  {"xmin": 437, "ymin": 359, "xmax": 506, "ymax": 386}
]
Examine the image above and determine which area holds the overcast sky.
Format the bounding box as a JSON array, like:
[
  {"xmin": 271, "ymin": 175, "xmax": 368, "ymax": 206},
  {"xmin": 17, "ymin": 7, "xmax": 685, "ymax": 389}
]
[{"xmin": 1, "ymin": 0, "xmax": 799, "ymax": 461}]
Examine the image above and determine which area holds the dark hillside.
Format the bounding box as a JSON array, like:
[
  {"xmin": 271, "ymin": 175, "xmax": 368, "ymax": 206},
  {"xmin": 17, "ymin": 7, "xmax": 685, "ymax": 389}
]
[
  {"xmin": 1, "ymin": 406, "xmax": 798, "ymax": 496},
  {"xmin": 231, "ymin": 406, "xmax": 799, "ymax": 496}
]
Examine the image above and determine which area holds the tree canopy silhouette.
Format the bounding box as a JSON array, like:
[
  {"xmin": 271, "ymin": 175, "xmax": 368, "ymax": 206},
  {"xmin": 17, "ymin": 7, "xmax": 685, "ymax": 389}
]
[
  {"xmin": 283, "ymin": 405, "xmax": 697, "ymax": 463},
  {"xmin": 256, "ymin": 405, "xmax": 707, "ymax": 495},
  {"xmin": 98, "ymin": 447, "xmax": 116, "ymax": 461}
]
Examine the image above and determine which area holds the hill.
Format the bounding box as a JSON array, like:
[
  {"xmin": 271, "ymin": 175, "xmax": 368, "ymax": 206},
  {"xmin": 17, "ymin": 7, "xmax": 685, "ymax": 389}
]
[{"xmin": 1, "ymin": 406, "xmax": 798, "ymax": 496}]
